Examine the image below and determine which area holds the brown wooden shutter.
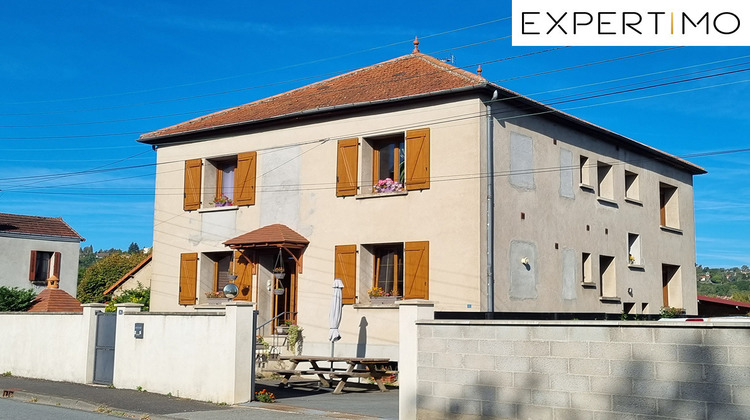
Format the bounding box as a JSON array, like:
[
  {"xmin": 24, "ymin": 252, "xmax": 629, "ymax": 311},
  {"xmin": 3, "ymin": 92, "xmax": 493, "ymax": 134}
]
[
  {"xmin": 235, "ymin": 152, "xmax": 257, "ymax": 206},
  {"xmin": 405, "ymin": 128, "xmax": 430, "ymax": 190},
  {"xmin": 335, "ymin": 245, "xmax": 357, "ymax": 304},
  {"xmin": 179, "ymin": 253, "xmax": 198, "ymax": 305},
  {"xmin": 184, "ymin": 159, "xmax": 202, "ymax": 211},
  {"xmin": 234, "ymin": 250, "xmax": 254, "ymax": 300},
  {"xmin": 404, "ymin": 241, "xmax": 429, "ymax": 299},
  {"xmin": 336, "ymin": 138, "xmax": 359, "ymax": 197},
  {"xmin": 52, "ymin": 252, "xmax": 61, "ymax": 279},
  {"xmin": 29, "ymin": 250, "xmax": 37, "ymax": 281}
]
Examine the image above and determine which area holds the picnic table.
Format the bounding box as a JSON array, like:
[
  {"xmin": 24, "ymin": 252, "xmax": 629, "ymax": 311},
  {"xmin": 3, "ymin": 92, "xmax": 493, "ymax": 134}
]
[{"xmin": 268, "ymin": 355, "xmax": 393, "ymax": 394}]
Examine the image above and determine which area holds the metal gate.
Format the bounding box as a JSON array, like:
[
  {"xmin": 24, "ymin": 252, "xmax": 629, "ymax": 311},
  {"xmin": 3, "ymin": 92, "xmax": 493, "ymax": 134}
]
[{"xmin": 93, "ymin": 312, "xmax": 116, "ymax": 385}]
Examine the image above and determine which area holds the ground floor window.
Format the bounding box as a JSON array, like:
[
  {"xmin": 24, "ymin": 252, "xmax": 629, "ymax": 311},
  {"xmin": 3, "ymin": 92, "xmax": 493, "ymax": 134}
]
[{"xmin": 373, "ymin": 244, "xmax": 404, "ymax": 296}]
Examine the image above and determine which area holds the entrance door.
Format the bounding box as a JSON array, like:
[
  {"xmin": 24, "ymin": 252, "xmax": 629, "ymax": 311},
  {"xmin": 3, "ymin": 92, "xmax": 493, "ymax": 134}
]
[
  {"xmin": 93, "ymin": 312, "xmax": 116, "ymax": 385},
  {"xmin": 273, "ymin": 258, "xmax": 297, "ymax": 328}
]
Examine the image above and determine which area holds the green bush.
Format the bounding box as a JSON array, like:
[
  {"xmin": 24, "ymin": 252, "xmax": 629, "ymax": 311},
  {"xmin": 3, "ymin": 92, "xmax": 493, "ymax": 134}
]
[
  {"xmin": 105, "ymin": 284, "xmax": 150, "ymax": 312},
  {"xmin": 0, "ymin": 287, "xmax": 37, "ymax": 312}
]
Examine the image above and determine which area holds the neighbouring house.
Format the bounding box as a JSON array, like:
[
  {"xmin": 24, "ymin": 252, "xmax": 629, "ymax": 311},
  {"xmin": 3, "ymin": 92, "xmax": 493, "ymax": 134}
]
[
  {"xmin": 103, "ymin": 255, "xmax": 152, "ymax": 297},
  {"xmin": 697, "ymin": 294, "xmax": 750, "ymax": 316},
  {"xmin": 138, "ymin": 42, "xmax": 705, "ymax": 359},
  {"xmin": 0, "ymin": 212, "xmax": 84, "ymax": 298}
]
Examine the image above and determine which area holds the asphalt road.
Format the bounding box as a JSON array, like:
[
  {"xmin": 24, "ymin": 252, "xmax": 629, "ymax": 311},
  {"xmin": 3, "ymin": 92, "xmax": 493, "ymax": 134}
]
[{"xmin": 0, "ymin": 397, "xmax": 124, "ymax": 420}]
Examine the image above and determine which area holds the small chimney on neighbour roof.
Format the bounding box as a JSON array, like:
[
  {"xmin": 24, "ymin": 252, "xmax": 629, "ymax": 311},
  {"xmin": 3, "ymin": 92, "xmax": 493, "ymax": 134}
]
[
  {"xmin": 477, "ymin": 65, "xmax": 483, "ymax": 76},
  {"xmin": 412, "ymin": 36, "xmax": 420, "ymax": 53},
  {"xmin": 46, "ymin": 274, "xmax": 60, "ymax": 289}
]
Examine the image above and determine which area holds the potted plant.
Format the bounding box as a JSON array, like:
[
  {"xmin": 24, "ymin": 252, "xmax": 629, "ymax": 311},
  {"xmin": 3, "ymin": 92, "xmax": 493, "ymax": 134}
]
[
  {"xmin": 273, "ymin": 266, "xmax": 286, "ymax": 279},
  {"xmin": 287, "ymin": 323, "xmax": 303, "ymax": 354},
  {"xmin": 211, "ymin": 194, "xmax": 233, "ymax": 207},
  {"xmin": 368, "ymin": 286, "xmax": 398, "ymax": 304},
  {"xmin": 276, "ymin": 320, "xmax": 292, "ymax": 335},
  {"xmin": 205, "ymin": 290, "xmax": 228, "ymax": 304},
  {"xmin": 373, "ymin": 178, "xmax": 404, "ymax": 193}
]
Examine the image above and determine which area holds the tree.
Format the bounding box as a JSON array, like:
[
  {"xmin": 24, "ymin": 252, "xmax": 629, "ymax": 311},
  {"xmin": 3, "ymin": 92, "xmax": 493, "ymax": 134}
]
[
  {"xmin": 77, "ymin": 252, "xmax": 150, "ymax": 304},
  {"xmin": 0, "ymin": 287, "xmax": 37, "ymax": 312},
  {"xmin": 128, "ymin": 242, "xmax": 140, "ymax": 254}
]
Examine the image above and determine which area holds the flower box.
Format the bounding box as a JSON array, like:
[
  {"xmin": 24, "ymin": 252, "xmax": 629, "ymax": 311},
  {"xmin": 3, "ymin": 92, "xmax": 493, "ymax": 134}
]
[{"xmin": 370, "ymin": 296, "xmax": 398, "ymax": 305}]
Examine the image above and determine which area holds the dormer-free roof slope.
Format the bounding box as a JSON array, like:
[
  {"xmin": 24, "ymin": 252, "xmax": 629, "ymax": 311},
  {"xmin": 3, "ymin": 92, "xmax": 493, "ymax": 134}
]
[
  {"xmin": 138, "ymin": 49, "xmax": 704, "ymax": 175},
  {"xmin": 139, "ymin": 52, "xmax": 486, "ymax": 141},
  {"xmin": 0, "ymin": 213, "xmax": 84, "ymax": 241}
]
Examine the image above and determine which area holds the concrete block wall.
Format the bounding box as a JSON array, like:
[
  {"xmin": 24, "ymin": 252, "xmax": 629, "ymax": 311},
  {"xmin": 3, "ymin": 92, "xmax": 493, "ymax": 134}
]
[{"xmin": 414, "ymin": 319, "xmax": 750, "ymax": 420}]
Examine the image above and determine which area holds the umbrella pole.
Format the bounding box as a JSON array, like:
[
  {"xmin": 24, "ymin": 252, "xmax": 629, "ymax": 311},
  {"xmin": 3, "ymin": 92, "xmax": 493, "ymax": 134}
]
[{"xmin": 330, "ymin": 341, "xmax": 334, "ymax": 372}]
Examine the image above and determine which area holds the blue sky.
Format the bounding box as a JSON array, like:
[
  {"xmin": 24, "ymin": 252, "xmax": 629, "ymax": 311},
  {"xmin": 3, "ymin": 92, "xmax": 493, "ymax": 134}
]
[{"xmin": 1, "ymin": 1, "xmax": 748, "ymax": 268}]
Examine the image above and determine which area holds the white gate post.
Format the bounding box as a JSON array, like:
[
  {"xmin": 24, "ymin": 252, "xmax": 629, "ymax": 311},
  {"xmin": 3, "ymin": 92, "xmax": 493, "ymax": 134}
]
[
  {"xmin": 224, "ymin": 301, "xmax": 255, "ymax": 404},
  {"xmin": 398, "ymin": 300, "xmax": 434, "ymax": 420},
  {"xmin": 82, "ymin": 303, "xmax": 106, "ymax": 384}
]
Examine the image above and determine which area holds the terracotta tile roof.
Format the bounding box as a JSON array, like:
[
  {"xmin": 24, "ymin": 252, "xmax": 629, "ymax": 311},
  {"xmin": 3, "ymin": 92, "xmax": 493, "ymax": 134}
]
[
  {"xmin": 224, "ymin": 224, "xmax": 309, "ymax": 248},
  {"xmin": 140, "ymin": 52, "xmax": 487, "ymax": 141},
  {"xmin": 28, "ymin": 288, "xmax": 83, "ymax": 313},
  {"xmin": 0, "ymin": 213, "xmax": 84, "ymax": 241},
  {"xmin": 104, "ymin": 255, "xmax": 152, "ymax": 295}
]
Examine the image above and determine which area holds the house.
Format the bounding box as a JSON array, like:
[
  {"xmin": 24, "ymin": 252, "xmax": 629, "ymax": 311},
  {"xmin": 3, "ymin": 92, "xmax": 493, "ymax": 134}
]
[
  {"xmin": 138, "ymin": 42, "xmax": 704, "ymax": 359},
  {"xmin": 103, "ymin": 255, "xmax": 152, "ymax": 297},
  {"xmin": 0, "ymin": 212, "xmax": 84, "ymax": 298},
  {"xmin": 697, "ymin": 295, "xmax": 750, "ymax": 317}
]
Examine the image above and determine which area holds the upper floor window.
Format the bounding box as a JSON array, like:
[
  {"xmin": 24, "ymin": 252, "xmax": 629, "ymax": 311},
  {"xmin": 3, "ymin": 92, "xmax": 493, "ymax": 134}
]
[
  {"xmin": 579, "ymin": 155, "xmax": 593, "ymax": 187},
  {"xmin": 659, "ymin": 182, "xmax": 680, "ymax": 229},
  {"xmin": 336, "ymin": 128, "xmax": 430, "ymax": 197},
  {"xmin": 29, "ymin": 251, "xmax": 60, "ymax": 285},
  {"xmin": 372, "ymin": 135, "xmax": 405, "ymax": 193},
  {"xmin": 183, "ymin": 151, "xmax": 257, "ymax": 211},
  {"xmin": 597, "ymin": 161, "xmax": 614, "ymax": 200},
  {"xmin": 624, "ymin": 170, "xmax": 640, "ymax": 201}
]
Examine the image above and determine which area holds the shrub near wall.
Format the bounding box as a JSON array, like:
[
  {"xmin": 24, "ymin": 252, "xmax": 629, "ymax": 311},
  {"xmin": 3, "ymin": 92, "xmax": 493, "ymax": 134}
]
[{"xmin": 415, "ymin": 320, "xmax": 750, "ymax": 420}]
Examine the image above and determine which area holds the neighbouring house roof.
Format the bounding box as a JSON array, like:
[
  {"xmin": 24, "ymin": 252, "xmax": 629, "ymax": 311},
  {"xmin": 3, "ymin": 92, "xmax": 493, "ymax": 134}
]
[
  {"xmin": 224, "ymin": 224, "xmax": 309, "ymax": 249},
  {"xmin": 697, "ymin": 295, "xmax": 750, "ymax": 309},
  {"xmin": 138, "ymin": 45, "xmax": 705, "ymax": 176},
  {"xmin": 0, "ymin": 212, "xmax": 84, "ymax": 241},
  {"xmin": 104, "ymin": 255, "xmax": 152, "ymax": 296},
  {"xmin": 28, "ymin": 281, "xmax": 83, "ymax": 313}
]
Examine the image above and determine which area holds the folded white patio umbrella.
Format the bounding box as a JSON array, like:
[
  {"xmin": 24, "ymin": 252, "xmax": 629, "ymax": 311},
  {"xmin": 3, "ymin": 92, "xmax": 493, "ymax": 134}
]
[{"xmin": 329, "ymin": 278, "xmax": 344, "ymax": 358}]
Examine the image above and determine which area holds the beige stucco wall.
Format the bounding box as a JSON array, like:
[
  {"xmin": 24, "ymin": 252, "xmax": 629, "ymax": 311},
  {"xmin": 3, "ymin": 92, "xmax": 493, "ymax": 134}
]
[
  {"xmin": 490, "ymin": 105, "xmax": 698, "ymax": 315},
  {"xmin": 148, "ymin": 93, "xmax": 700, "ymax": 360},
  {"xmin": 150, "ymin": 97, "xmax": 485, "ymax": 359}
]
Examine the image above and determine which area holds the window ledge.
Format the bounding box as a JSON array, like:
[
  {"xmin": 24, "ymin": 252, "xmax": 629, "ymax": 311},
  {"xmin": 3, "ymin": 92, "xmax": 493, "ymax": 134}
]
[
  {"xmin": 198, "ymin": 205, "xmax": 239, "ymax": 213},
  {"xmin": 660, "ymin": 225, "xmax": 683, "ymax": 235},
  {"xmin": 352, "ymin": 303, "xmax": 399, "ymax": 309},
  {"xmin": 596, "ymin": 197, "xmax": 618, "ymax": 207},
  {"xmin": 599, "ymin": 296, "xmax": 621, "ymax": 303},
  {"xmin": 579, "ymin": 183, "xmax": 595, "ymax": 193},
  {"xmin": 581, "ymin": 282, "xmax": 597, "ymax": 288},
  {"xmin": 625, "ymin": 197, "xmax": 643, "ymax": 206},
  {"xmin": 628, "ymin": 264, "xmax": 645, "ymax": 271},
  {"xmin": 356, "ymin": 191, "xmax": 408, "ymax": 200}
]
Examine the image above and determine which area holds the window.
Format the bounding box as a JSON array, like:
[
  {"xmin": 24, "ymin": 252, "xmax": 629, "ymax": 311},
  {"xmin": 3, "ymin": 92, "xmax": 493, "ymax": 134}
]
[
  {"xmin": 336, "ymin": 128, "xmax": 430, "ymax": 197},
  {"xmin": 625, "ymin": 170, "xmax": 640, "ymax": 201},
  {"xmin": 599, "ymin": 255, "xmax": 616, "ymax": 298},
  {"xmin": 579, "ymin": 155, "xmax": 592, "ymax": 187},
  {"xmin": 182, "ymin": 151, "xmax": 256, "ymax": 211},
  {"xmin": 373, "ymin": 244, "xmax": 404, "ymax": 296},
  {"xmin": 581, "ymin": 252, "xmax": 593, "ymax": 285},
  {"xmin": 659, "ymin": 183, "xmax": 679, "ymax": 229},
  {"xmin": 628, "ymin": 233, "xmax": 642, "ymax": 266},
  {"xmin": 28, "ymin": 251, "xmax": 60, "ymax": 285},
  {"xmin": 661, "ymin": 264, "xmax": 681, "ymax": 308},
  {"xmin": 336, "ymin": 241, "xmax": 429, "ymax": 304},
  {"xmin": 202, "ymin": 252, "xmax": 233, "ymax": 299},
  {"xmin": 597, "ymin": 161, "xmax": 614, "ymax": 200}
]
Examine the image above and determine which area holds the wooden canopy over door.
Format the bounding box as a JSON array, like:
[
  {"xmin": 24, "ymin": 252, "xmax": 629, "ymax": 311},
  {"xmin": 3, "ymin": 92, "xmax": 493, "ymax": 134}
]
[{"xmin": 224, "ymin": 224, "xmax": 309, "ymax": 326}]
